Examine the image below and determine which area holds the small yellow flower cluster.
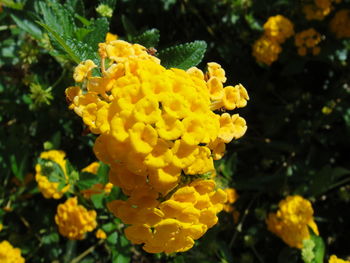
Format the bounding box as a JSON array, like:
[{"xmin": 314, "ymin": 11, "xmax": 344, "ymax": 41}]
[
  {"xmin": 66, "ymin": 37, "xmax": 248, "ymax": 252},
  {"xmin": 0, "ymin": 240, "xmax": 25, "ymax": 263},
  {"xmin": 81, "ymin": 162, "xmax": 114, "ymax": 198},
  {"xmin": 329, "ymin": 9, "xmax": 350, "ymax": 39},
  {"xmin": 95, "ymin": 229, "xmax": 107, "ymax": 239},
  {"xmin": 329, "ymin": 255, "xmax": 350, "ymax": 263},
  {"xmin": 55, "ymin": 197, "xmax": 97, "ymax": 240},
  {"xmin": 252, "ymin": 15, "xmax": 294, "ymax": 65},
  {"xmin": 294, "ymin": 28, "xmax": 322, "ymax": 56},
  {"xmin": 35, "ymin": 150, "xmax": 70, "ymax": 199},
  {"xmin": 108, "ymin": 179, "xmax": 227, "ymax": 253},
  {"xmin": 0, "ymin": 223, "xmax": 2, "ymax": 231},
  {"xmin": 266, "ymin": 195, "xmax": 319, "ymax": 249},
  {"xmin": 303, "ymin": 0, "xmax": 341, "ymax": 20}
]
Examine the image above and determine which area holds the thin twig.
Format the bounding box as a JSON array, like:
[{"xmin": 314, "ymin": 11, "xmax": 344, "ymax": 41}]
[
  {"xmin": 70, "ymin": 239, "xmax": 104, "ymax": 263},
  {"xmin": 229, "ymin": 194, "xmax": 258, "ymax": 249}
]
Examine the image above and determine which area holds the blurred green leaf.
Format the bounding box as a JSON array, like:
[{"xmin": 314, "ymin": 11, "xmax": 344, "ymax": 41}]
[{"xmin": 91, "ymin": 193, "xmax": 105, "ymax": 209}]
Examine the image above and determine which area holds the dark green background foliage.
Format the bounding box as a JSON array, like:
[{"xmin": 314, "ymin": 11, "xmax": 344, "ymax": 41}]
[{"xmin": 1, "ymin": 0, "xmax": 350, "ymax": 262}]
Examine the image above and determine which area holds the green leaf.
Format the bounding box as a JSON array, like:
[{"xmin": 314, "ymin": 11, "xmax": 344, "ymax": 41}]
[
  {"xmin": 10, "ymin": 12, "xmax": 43, "ymax": 40},
  {"xmin": 310, "ymin": 231, "xmax": 325, "ymax": 263},
  {"xmin": 76, "ymin": 172, "xmax": 100, "ymax": 190},
  {"xmin": 42, "ymin": 232, "xmax": 59, "ymax": 245},
  {"xmin": 64, "ymin": 0, "xmax": 85, "ymax": 17},
  {"xmin": 121, "ymin": 15, "xmax": 137, "ymax": 40},
  {"xmin": 38, "ymin": 1, "xmax": 75, "ymax": 38},
  {"xmin": 91, "ymin": 193, "xmax": 105, "ymax": 209},
  {"xmin": 82, "ymin": 18, "xmax": 109, "ymax": 50},
  {"xmin": 97, "ymin": 162, "xmax": 110, "ymax": 184},
  {"xmin": 65, "ymin": 37, "xmax": 98, "ymax": 63},
  {"xmin": 107, "ymin": 231, "xmax": 118, "ymax": 245},
  {"xmin": 158, "ymin": 40, "xmax": 207, "ymax": 70},
  {"xmin": 132, "ymin": 28, "xmax": 160, "ymax": 48},
  {"xmin": 37, "ymin": 21, "xmax": 80, "ymax": 64},
  {"xmin": 38, "ymin": 158, "xmax": 65, "ymax": 183}
]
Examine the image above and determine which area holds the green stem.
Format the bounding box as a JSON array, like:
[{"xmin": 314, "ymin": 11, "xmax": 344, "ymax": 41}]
[{"xmin": 63, "ymin": 240, "xmax": 76, "ymax": 263}]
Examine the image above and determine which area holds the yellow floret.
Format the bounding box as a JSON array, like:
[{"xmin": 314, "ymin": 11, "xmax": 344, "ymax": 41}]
[{"xmin": 73, "ymin": 59, "xmax": 96, "ymax": 82}]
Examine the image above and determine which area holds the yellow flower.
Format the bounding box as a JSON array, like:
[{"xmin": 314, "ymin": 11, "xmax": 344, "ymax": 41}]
[
  {"xmin": 156, "ymin": 114, "xmax": 184, "ymax": 141},
  {"xmin": 35, "ymin": 150, "xmax": 70, "ymax": 199},
  {"xmin": 206, "ymin": 62, "xmax": 227, "ymax": 83},
  {"xmin": 252, "ymin": 36, "xmax": 282, "ymax": 65},
  {"xmin": 207, "ymin": 77, "xmax": 224, "ymax": 101},
  {"xmin": 329, "ymin": 255, "xmax": 350, "ymax": 263},
  {"xmin": 0, "ymin": 240, "xmax": 25, "ymax": 263},
  {"xmin": 266, "ymin": 195, "xmax": 319, "ymax": 249},
  {"xmin": 133, "ymin": 95, "xmax": 162, "ymax": 124},
  {"xmin": 105, "ymin": 32, "xmax": 118, "ymax": 43},
  {"xmin": 329, "ymin": 9, "xmax": 350, "ymax": 38},
  {"xmin": 95, "ymin": 229, "xmax": 107, "ymax": 239},
  {"xmin": 55, "ymin": 197, "xmax": 97, "ymax": 240},
  {"xmin": 295, "ymin": 28, "xmax": 322, "ymax": 56},
  {"xmin": 129, "ymin": 122, "xmax": 158, "ymax": 154},
  {"xmin": 0, "ymin": 223, "xmax": 2, "ymax": 231},
  {"xmin": 223, "ymin": 188, "xmax": 239, "ymax": 213},
  {"xmin": 67, "ymin": 38, "xmax": 249, "ymax": 254},
  {"xmin": 263, "ymin": 15, "xmax": 294, "ymax": 43},
  {"xmin": 148, "ymin": 165, "xmax": 181, "ymax": 195},
  {"xmin": 171, "ymin": 139, "xmax": 199, "ymax": 168},
  {"xmin": 73, "ymin": 59, "xmax": 96, "ymax": 82}
]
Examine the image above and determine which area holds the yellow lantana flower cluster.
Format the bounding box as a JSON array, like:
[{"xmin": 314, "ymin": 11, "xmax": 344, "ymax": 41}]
[
  {"xmin": 0, "ymin": 240, "xmax": 25, "ymax": 263},
  {"xmin": 108, "ymin": 179, "xmax": 227, "ymax": 253},
  {"xmin": 329, "ymin": 255, "xmax": 350, "ymax": 263},
  {"xmin": 329, "ymin": 9, "xmax": 350, "ymax": 39},
  {"xmin": 266, "ymin": 195, "xmax": 319, "ymax": 249},
  {"xmin": 66, "ymin": 38, "xmax": 248, "ymax": 253},
  {"xmin": 81, "ymin": 162, "xmax": 113, "ymax": 198},
  {"xmin": 295, "ymin": 28, "xmax": 322, "ymax": 56},
  {"xmin": 252, "ymin": 15, "xmax": 294, "ymax": 65},
  {"xmin": 303, "ymin": 0, "xmax": 341, "ymax": 20},
  {"xmin": 35, "ymin": 150, "xmax": 70, "ymax": 199},
  {"xmin": 55, "ymin": 197, "xmax": 97, "ymax": 240}
]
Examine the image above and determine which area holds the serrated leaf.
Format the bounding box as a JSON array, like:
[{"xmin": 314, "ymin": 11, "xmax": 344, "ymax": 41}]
[
  {"xmin": 65, "ymin": 38, "xmax": 98, "ymax": 63},
  {"xmin": 64, "ymin": 0, "xmax": 85, "ymax": 17},
  {"xmin": 158, "ymin": 40, "xmax": 207, "ymax": 70},
  {"xmin": 37, "ymin": 21, "xmax": 81, "ymax": 64},
  {"xmin": 82, "ymin": 18, "xmax": 109, "ymax": 50},
  {"xmin": 132, "ymin": 29, "xmax": 160, "ymax": 48},
  {"xmin": 38, "ymin": 1, "xmax": 76, "ymax": 38}
]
